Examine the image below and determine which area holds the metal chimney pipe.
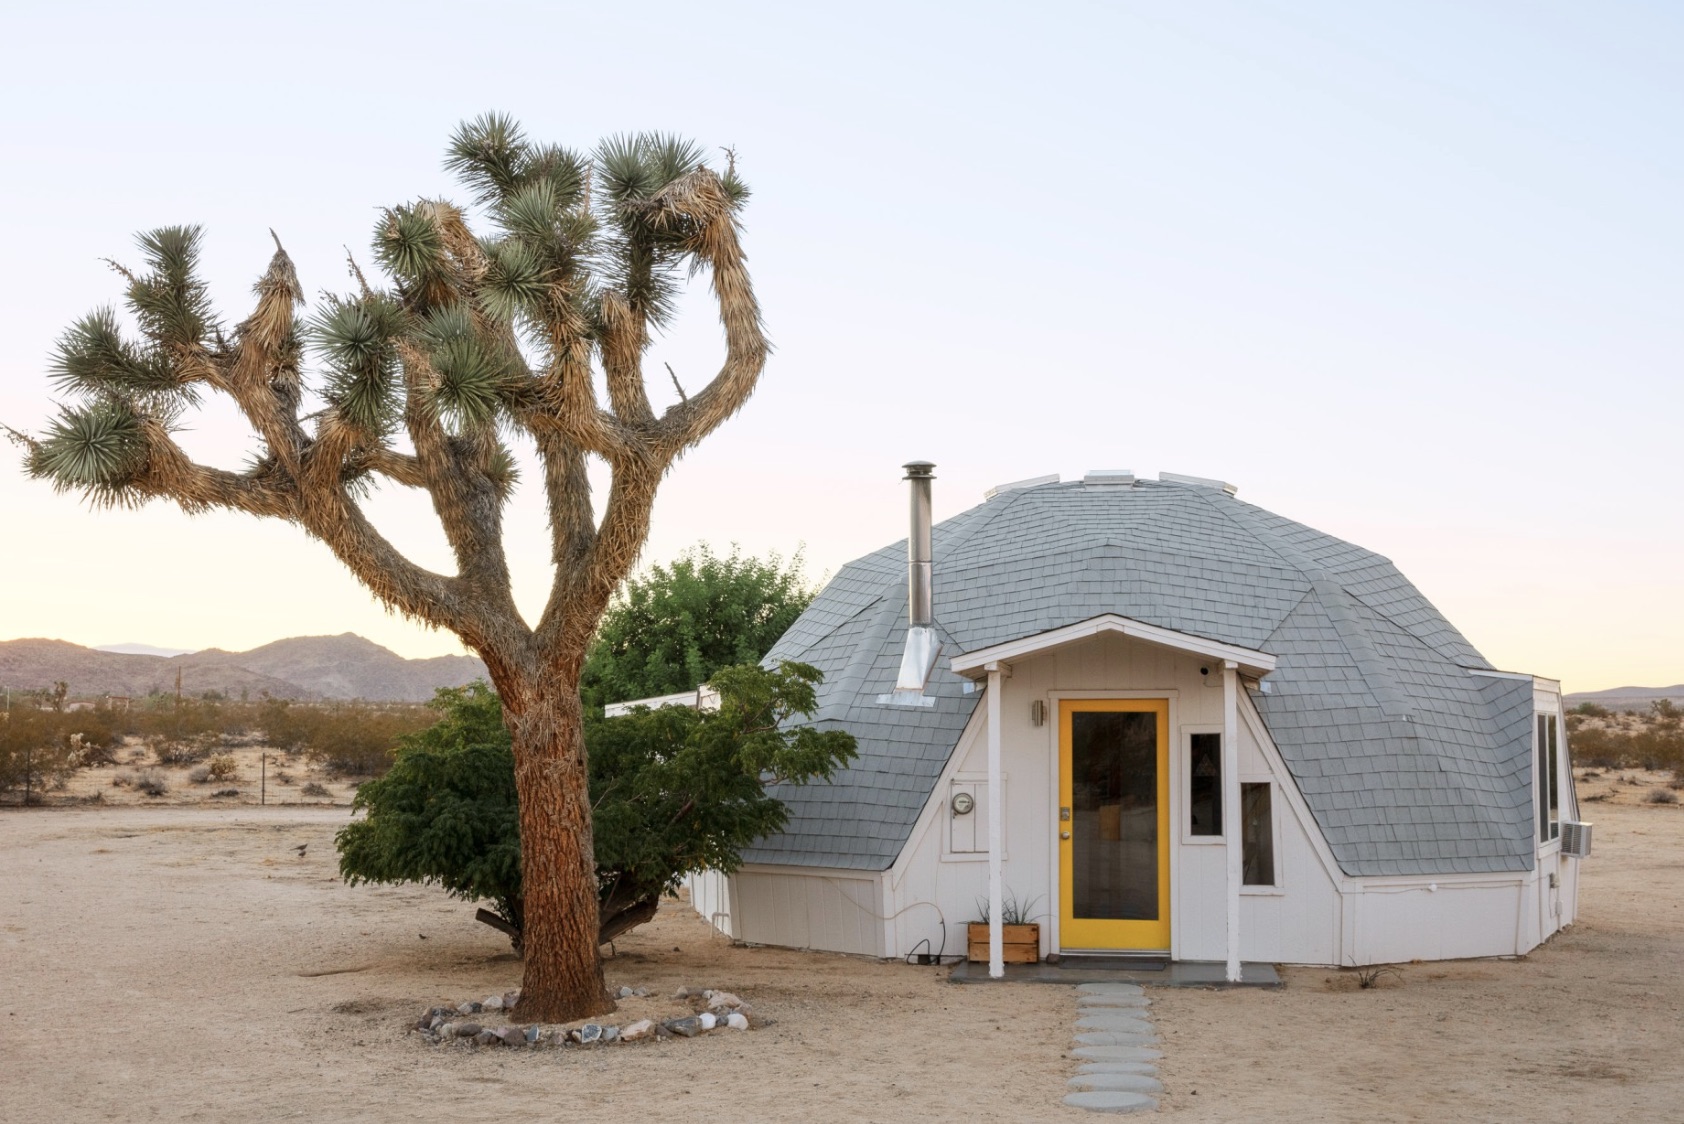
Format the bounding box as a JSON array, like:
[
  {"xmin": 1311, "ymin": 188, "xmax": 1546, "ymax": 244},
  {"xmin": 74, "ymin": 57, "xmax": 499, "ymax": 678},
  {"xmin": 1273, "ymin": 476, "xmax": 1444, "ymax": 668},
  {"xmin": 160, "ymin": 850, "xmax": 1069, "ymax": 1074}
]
[{"xmin": 904, "ymin": 461, "xmax": 935, "ymax": 628}]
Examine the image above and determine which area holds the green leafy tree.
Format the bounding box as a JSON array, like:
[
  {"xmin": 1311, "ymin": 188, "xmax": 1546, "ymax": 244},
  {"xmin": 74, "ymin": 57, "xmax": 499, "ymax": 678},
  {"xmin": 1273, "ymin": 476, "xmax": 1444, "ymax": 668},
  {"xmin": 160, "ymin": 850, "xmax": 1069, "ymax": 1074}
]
[
  {"xmin": 11, "ymin": 116, "xmax": 768, "ymax": 1020},
  {"xmin": 337, "ymin": 662, "xmax": 854, "ymax": 949},
  {"xmin": 582, "ymin": 545, "xmax": 813, "ymax": 711}
]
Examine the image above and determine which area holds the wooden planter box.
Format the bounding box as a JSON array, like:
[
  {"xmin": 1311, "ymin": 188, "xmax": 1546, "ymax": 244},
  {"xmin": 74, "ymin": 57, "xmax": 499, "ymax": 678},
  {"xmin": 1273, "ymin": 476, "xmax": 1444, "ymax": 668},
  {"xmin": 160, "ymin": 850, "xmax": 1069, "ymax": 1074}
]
[{"xmin": 967, "ymin": 922, "xmax": 1040, "ymax": 964}]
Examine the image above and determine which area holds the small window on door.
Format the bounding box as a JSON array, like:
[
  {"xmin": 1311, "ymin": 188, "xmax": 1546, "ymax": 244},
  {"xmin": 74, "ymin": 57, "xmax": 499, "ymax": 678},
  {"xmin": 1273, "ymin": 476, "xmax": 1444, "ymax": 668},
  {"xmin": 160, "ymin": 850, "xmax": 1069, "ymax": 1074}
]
[
  {"xmin": 1241, "ymin": 782, "xmax": 1276, "ymax": 886},
  {"xmin": 1189, "ymin": 733, "xmax": 1222, "ymax": 837}
]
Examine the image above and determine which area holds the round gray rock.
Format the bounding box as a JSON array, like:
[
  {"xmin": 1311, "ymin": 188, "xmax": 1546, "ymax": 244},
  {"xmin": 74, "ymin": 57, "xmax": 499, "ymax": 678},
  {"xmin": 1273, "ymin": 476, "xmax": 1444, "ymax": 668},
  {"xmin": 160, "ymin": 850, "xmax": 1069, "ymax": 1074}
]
[
  {"xmin": 1069, "ymin": 1073, "xmax": 1164, "ymax": 1095},
  {"xmin": 1063, "ymin": 1090, "xmax": 1158, "ymax": 1114}
]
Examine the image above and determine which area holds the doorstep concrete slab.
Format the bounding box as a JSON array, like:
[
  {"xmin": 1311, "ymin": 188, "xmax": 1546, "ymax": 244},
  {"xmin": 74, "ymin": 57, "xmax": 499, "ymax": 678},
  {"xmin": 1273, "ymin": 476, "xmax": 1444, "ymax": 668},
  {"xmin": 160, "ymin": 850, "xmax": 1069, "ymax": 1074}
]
[{"xmin": 950, "ymin": 960, "xmax": 1281, "ymax": 988}]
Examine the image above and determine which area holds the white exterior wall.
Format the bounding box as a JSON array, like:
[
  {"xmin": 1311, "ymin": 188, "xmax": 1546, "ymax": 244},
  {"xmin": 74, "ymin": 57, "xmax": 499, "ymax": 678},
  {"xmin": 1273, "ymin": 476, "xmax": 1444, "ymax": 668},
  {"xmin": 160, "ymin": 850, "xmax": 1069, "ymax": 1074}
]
[
  {"xmin": 685, "ymin": 868, "xmax": 735, "ymax": 939},
  {"xmin": 724, "ymin": 867, "xmax": 885, "ymax": 957},
  {"xmin": 698, "ymin": 640, "xmax": 1582, "ymax": 967}
]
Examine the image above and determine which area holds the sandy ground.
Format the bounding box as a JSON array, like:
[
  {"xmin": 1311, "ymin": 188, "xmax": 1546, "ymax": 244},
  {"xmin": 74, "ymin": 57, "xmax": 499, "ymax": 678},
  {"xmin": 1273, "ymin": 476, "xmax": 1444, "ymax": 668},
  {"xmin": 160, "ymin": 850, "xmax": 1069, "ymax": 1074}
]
[{"xmin": 1, "ymin": 771, "xmax": 1680, "ymax": 1122}]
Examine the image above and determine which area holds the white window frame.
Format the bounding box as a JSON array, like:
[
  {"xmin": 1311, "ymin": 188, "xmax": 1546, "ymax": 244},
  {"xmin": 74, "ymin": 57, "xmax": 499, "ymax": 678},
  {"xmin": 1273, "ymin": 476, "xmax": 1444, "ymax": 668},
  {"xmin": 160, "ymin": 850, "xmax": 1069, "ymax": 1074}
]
[
  {"xmin": 1237, "ymin": 777, "xmax": 1284, "ymax": 895},
  {"xmin": 1180, "ymin": 724, "xmax": 1226, "ymax": 845}
]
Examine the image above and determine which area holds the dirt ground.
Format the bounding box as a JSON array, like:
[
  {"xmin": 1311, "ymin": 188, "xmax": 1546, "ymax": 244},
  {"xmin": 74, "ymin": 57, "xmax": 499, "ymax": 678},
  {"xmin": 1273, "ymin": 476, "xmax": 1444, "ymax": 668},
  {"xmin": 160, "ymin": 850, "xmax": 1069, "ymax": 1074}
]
[{"xmin": 1, "ymin": 771, "xmax": 1680, "ymax": 1122}]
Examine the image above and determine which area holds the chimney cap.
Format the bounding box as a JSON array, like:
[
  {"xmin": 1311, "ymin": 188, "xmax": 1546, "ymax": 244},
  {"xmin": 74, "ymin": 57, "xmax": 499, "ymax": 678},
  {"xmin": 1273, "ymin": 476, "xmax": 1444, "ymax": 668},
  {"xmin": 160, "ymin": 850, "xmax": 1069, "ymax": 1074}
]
[{"xmin": 903, "ymin": 460, "xmax": 936, "ymax": 478}]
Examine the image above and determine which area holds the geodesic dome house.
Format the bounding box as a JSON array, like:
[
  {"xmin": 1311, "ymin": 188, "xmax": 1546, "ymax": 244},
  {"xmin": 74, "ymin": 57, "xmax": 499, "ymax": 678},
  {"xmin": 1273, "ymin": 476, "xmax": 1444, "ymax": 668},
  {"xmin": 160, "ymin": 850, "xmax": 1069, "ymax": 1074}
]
[{"xmin": 684, "ymin": 466, "xmax": 1583, "ymax": 975}]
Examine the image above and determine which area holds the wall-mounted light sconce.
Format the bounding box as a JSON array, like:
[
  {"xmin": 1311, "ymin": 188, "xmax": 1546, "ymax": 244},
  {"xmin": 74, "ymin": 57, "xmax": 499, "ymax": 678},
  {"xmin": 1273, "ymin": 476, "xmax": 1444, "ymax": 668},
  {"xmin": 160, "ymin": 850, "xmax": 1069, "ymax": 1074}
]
[{"xmin": 1030, "ymin": 699, "xmax": 1046, "ymax": 727}]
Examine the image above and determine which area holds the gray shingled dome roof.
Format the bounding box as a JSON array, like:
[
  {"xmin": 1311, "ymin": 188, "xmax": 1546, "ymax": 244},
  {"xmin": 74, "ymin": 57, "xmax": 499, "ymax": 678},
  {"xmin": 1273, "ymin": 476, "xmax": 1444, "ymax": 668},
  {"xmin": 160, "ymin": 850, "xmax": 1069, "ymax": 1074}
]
[{"xmin": 750, "ymin": 476, "xmax": 1536, "ymax": 878}]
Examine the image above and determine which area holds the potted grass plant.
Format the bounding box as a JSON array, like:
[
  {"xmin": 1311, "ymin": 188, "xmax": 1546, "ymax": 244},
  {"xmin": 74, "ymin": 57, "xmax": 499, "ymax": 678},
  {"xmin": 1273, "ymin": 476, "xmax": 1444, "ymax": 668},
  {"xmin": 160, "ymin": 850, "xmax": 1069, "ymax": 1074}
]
[{"xmin": 967, "ymin": 891, "xmax": 1042, "ymax": 964}]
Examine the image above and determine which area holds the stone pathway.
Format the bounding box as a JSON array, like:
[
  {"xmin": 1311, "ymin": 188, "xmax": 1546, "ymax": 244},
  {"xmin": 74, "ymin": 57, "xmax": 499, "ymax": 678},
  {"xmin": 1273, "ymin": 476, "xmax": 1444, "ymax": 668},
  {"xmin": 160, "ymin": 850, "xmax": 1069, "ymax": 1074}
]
[{"xmin": 1063, "ymin": 982, "xmax": 1161, "ymax": 1114}]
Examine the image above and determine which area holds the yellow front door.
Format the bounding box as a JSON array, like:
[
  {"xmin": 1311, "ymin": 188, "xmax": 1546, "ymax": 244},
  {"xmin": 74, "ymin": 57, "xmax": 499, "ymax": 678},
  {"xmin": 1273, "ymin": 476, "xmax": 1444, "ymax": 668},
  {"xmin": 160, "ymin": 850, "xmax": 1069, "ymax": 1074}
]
[{"xmin": 1059, "ymin": 699, "xmax": 1171, "ymax": 951}]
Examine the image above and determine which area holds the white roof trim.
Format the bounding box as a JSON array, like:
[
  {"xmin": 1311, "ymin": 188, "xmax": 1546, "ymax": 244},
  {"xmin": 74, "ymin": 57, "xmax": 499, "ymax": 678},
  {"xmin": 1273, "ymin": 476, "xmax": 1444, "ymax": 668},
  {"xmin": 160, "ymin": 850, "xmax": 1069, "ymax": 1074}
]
[
  {"xmin": 949, "ymin": 614, "xmax": 1276, "ymax": 679},
  {"xmin": 603, "ymin": 686, "xmax": 721, "ymax": 717}
]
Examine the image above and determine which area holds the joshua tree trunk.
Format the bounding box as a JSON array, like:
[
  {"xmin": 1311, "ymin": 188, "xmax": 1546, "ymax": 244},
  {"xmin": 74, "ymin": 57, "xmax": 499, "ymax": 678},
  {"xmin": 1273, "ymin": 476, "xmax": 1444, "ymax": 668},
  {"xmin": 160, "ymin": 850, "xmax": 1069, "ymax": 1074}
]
[
  {"xmin": 499, "ymin": 662, "xmax": 612, "ymax": 1021},
  {"xmin": 15, "ymin": 120, "xmax": 768, "ymax": 1025}
]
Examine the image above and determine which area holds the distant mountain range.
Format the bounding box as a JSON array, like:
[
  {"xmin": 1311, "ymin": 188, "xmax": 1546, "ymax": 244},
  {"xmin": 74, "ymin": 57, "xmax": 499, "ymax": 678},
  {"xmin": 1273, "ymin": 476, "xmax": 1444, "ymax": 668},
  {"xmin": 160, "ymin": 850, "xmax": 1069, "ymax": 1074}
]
[
  {"xmin": 1563, "ymin": 684, "xmax": 1684, "ymax": 711},
  {"xmin": 0, "ymin": 634, "xmax": 487, "ymax": 703}
]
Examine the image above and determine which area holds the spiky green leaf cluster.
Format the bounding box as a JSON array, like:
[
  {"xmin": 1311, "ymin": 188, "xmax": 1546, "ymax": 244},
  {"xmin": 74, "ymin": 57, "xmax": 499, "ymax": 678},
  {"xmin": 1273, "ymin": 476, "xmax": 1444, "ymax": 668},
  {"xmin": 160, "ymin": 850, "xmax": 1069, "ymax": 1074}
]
[
  {"xmin": 373, "ymin": 205, "xmax": 447, "ymax": 286},
  {"xmin": 312, "ymin": 295, "xmax": 407, "ymax": 435},
  {"xmin": 128, "ymin": 226, "xmax": 218, "ymax": 351},
  {"xmin": 28, "ymin": 399, "xmax": 147, "ymax": 497}
]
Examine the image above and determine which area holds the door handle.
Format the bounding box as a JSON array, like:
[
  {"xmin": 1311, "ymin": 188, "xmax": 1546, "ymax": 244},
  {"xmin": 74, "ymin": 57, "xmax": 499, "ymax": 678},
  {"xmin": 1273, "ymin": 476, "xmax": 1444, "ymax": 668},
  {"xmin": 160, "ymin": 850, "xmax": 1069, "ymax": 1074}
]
[{"xmin": 1060, "ymin": 831, "xmax": 1071, "ymax": 840}]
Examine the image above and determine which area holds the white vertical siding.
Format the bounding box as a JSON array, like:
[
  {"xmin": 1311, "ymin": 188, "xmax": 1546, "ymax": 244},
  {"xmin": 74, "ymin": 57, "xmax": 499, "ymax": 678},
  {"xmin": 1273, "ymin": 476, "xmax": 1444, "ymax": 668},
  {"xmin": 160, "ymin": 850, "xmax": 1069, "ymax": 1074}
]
[
  {"xmin": 730, "ymin": 869, "xmax": 884, "ymax": 957},
  {"xmin": 686, "ymin": 869, "xmax": 734, "ymax": 938}
]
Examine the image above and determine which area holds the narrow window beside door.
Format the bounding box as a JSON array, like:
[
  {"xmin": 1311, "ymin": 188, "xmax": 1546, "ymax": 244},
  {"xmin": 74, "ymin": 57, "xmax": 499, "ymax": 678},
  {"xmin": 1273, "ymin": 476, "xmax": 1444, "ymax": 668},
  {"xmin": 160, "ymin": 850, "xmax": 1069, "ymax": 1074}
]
[
  {"xmin": 1241, "ymin": 782, "xmax": 1275, "ymax": 886},
  {"xmin": 1189, "ymin": 733, "xmax": 1222, "ymax": 836}
]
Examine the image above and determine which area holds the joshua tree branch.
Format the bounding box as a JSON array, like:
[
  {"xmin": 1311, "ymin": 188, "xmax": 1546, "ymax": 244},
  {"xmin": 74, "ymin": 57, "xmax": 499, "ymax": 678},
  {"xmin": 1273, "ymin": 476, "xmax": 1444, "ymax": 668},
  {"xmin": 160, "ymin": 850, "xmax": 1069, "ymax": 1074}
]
[{"xmin": 652, "ymin": 174, "xmax": 767, "ymax": 457}]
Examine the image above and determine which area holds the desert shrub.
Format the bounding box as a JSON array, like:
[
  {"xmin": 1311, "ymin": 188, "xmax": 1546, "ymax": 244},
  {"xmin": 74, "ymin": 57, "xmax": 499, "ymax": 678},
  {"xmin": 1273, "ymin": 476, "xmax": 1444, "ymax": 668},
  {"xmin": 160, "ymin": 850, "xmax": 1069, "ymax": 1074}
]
[
  {"xmin": 134, "ymin": 770, "xmax": 168, "ymax": 797},
  {"xmin": 300, "ymin": 782, "xmax": 331, "ymax": 798},
  {"xmin": 112, "ymin": 770, "xmax": 134, "ymax": 788},
  {"xmin": 152, "ymin": 736, "xmax": 216, "ymax": 766},
  {"xmin": 1571, "ymin": 702, "xmax": 1610, "ymax": 718},
  {"xmin": 187, "ymin": 765, "xmax": 212, "ymax": 784},
  {"xmin": 211, "ymin": 788, "xmax": 240, "ymax": 798},
  {"xmin": 0, "ymin": 710, "xmax": 80, "ymax": 797},
  {"xmin": 204, "ymin": 754, "xmax": 239, "ymax": 782},
  {"xmin": 259, "ymin": 701, "xmax": 430, "ymax": 777},
  {"xmin": 1645, "ymin": 788, "xmax": 1679, "ymax": 805},
  {"xmin": 72, "ymin": 735, "xmax": 120, "ymax": 768},
  {"xmin": 274, "ymin": 769, "xmax": 295, "ymax": 785}
]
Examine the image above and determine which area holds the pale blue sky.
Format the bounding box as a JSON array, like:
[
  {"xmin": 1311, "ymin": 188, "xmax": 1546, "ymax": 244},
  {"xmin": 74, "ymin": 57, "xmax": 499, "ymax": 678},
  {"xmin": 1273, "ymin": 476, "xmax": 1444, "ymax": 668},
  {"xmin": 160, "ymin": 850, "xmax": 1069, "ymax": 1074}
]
[{"xmin": 2, "ymin": 2, "xmax": 1679, "ymax": 690}]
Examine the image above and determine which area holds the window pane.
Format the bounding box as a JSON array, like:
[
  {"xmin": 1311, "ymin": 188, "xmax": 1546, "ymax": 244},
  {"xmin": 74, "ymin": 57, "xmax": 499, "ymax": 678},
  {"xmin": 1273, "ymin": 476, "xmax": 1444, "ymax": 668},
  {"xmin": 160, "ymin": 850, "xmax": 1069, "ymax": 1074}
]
[
  {"xmin": 1537, "ymin": 714, "xmax": 1549, "ymax": 843},
  {"xmin": 1241, "ymin": 782, "xmax": 1274, "ymax": 886},
  {"xmin": 1071, "ymin": 710, "xmax": 1159, "ymax": 921},
  {"xmin": 1547, "ymin": 715, "xmax": 1560, "ymax": 840},
  {"xmin": 1189, "ymin": 733, "xmax": 1222, "ymax": 836}
]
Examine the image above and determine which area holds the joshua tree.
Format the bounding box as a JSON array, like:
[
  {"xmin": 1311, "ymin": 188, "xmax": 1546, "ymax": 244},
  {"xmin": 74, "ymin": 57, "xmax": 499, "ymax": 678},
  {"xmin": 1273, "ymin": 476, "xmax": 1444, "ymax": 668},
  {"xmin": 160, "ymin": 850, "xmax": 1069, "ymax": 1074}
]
[{"xmin": 11, "ymin": 116, "xmax": 767, "ymax": 1021}]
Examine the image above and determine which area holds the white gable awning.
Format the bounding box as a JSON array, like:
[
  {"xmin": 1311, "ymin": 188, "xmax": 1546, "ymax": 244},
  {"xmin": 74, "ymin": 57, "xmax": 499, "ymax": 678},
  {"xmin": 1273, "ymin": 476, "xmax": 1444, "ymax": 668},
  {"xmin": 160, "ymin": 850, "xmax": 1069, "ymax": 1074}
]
[{"xmin": 948, "ymin": 613, "xmax": 1276, "ymax": 680}]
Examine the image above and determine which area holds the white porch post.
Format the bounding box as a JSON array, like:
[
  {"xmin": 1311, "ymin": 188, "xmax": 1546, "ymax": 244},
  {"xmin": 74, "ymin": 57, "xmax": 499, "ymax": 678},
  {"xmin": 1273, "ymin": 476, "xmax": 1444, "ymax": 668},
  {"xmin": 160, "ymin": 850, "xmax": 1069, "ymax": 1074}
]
[
  {"xmin": 1223, "ymin": 660, "xmax": 1242, "ymax": 983},
  {"xmin": 986, "ymin": 661, "xmax": 1007, "ymax": 978}
]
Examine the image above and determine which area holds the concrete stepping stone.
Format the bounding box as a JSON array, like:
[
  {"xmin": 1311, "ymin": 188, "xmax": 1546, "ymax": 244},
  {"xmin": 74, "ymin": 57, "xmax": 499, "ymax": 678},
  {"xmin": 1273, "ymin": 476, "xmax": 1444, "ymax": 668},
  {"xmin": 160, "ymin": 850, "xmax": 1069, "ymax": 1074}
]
[
  {"xmin": 1077, "ymin": 983, "xmax": 1144, "ymax": 997},
  {"xmin": 1076, "ymin": 1016, "xmax": 1155, "ymax": 1031},
  {"xmin": 1069, "ymin": 1073, "xmax": 1164, "ymax": 1095},
  {"xmin": 1078, "ymin": 995, "xmax": 1151, "ymax": 1009},
  {"xmin": 1076, "ymin": 1062, "xmax": 1160, "ymax": 1077},
  {"xmin": 1072, "ymin": 1045, "xmax": 1163, "ymax": 1063},
  {"xmin": 1073, "ymin": 1031, "xmax": 1160, "ymax": 1047},
  {"xmin": 1063, "ymin": 1091, "xmax": 1158, "ymax": 1114}
]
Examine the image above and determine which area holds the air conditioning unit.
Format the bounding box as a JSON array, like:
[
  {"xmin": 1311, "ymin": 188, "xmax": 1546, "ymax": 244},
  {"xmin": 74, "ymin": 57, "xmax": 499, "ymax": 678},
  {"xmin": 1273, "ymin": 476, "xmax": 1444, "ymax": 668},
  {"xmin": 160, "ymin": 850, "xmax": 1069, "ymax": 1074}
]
[{"xmin": 1560, "ymin": 821, "xmax": 1592, "ymax": 858}]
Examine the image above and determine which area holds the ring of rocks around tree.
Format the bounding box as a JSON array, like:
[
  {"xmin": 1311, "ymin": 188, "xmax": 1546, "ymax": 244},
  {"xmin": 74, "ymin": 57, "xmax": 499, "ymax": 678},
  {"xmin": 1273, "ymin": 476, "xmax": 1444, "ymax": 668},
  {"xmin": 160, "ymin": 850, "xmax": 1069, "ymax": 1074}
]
[{"xmin": 416, "ymin": 985, "xmax": 761, "ymax": 1048}]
